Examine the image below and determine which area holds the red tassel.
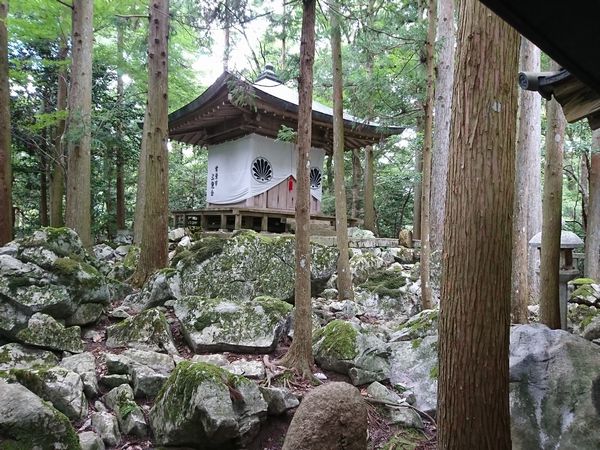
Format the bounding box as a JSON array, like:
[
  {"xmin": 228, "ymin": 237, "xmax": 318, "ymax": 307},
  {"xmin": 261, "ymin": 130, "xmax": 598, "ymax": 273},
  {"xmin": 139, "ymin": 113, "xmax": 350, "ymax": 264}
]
[{"xmin": 288, "ymin": 177, "xmax": 294, "ymax": 192}]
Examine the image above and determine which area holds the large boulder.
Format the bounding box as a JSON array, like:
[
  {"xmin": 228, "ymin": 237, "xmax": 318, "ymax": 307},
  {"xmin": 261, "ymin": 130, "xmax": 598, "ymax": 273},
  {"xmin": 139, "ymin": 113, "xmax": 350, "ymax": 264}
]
[
  {"xmin": 0, "ymin": 227, "xmax": 115, "ymax": 340},
  {"xmin": 103, "ymin": 384, "xmax": 148, "ymax": 437},
  {"xmin": 282, "ymin": 382, "xmax": 367, "ymax": 450},
  {"xmin": 174, "ymin": 295, "xmax": 292, "ymax": 353},
  {"xmin": 0, "ymin": 342, "xmax": 59, "ymax": 372},
  {"xmin": 122, "ymin": 268, "xmax": 181, "ymax": 313},
  {"xmin": 313, "ymin": 320, "xmax": 390, "ymax": 385},
  {"xmin": 389, "ymin": 335, "xmax": 438, "ymax": 415},
  {"xmin": 176, "ymin": 232, "xmax": 339, "ymax": 302},
  {"xmin": 15, "ymin": 312, "xmax": 83, "ymax": 353},
  {"xmin": 60, "ymin": 352, "xmax": 99, "ymax": 397},
  {"xmin": 106, "ymin": 307, "xmax": 178, "ymax": 355},
  {"xmin": 510, "ymin": 324, "xmax": 600, "ymax": 449},
  {"xmin": 149, "ymin": 361, "xmax": 268, "ymax": 448},
  {"xmin": 0, "ymin": 379, "xmax": 80, "ymax": 449}
]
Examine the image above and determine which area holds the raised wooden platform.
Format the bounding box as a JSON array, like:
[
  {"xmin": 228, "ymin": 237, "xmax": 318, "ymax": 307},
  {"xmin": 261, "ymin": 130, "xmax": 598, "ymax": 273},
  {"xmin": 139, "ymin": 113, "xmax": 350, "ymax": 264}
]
[{"xmin": 172, "ymin": 207, "xmax": 359, "ymax": 233}]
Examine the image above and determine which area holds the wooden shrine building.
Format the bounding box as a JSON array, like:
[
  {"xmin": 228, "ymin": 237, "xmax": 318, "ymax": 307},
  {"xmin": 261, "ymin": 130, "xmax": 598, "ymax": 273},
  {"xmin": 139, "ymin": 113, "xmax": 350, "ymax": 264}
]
[{"xmin": 167, "ymin": 65, "xmax": 404, "ymax": 232}]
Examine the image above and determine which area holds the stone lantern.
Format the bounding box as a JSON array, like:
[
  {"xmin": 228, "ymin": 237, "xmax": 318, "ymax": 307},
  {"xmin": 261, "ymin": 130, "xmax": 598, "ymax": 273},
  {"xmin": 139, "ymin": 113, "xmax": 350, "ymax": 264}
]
[{"xmin": 529, "ymin": 230, "xmax": 583, "ymax": 329}]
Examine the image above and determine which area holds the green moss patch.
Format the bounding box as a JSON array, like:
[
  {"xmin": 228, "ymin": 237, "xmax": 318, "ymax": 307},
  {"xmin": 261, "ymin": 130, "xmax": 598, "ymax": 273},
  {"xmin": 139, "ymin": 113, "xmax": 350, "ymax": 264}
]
[
  {"xmin": 360, "ymin": 269, "xmax": 406, "ymax": 297},
  {"xmin": 313, "ymin": 320, "xmax": 359, "ymax": 361}
]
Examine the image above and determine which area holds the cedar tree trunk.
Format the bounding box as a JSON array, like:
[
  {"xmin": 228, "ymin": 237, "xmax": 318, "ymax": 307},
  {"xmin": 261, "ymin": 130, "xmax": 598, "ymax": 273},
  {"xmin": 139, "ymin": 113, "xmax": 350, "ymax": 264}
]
[
  {"xmin": 65, "ymin": 0, "xmax": 93, "ymax": 248},
  {"xmin": 438, "ymin": 2, "xmax": 519, "ymax": 448},
  {"xmin": 0, "ymin": 0, "xmax": 12, "ymax": 245},
  {"xmin": 116, "ymin": 23, "xmax": 126, "ymax": 230},
  {"xmin": 585, "ymin": 130, "xmax": 600, "ymax": 279},
  {"xmin": 278, "ymin": 0, "xmax": 316, "ymax": 379},
  {"xmin": 363, "ymin": 145, "xmax": 375, "ymax": 232}
]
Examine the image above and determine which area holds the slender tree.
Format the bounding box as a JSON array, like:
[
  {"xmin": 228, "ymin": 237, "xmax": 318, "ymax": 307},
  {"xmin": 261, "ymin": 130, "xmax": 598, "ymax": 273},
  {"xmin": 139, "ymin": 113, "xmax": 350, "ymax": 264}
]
[
  {"xmin": 420, "ymin": 0, "xmax": 436, "ymax": 309},
  {"xmin": 133, "ymin": 111, "xmax": 148, "ymax": 245},
  {"xmin": 131, "ymin": 0, "xmax": 170, "ymax": 286},
  {"xmin": 115, "ymin": 22, "xmax": 126, "ymax": 231},
  {"xmin": 438, "ymin": 1, "xmax": 519, "ymax": 448},
  {"xmin": 330, "ymin": 0, "xmax": 353, "ymax": 301},
  {"xmin": 511, "ymin": 38, "xmax": 542, "ymax": 323},
  {"xmin": 49, "ymin": 40, "xmax": 68, "ymax": 227},
  {"xmin": 585, "ymin": 129, "xmax": 600, "ymax": 279},
  {"xmin": 429, "ymin": 0, "xmax": 455, "ymax": 291},
  {"xmin": 65, "ymin": 0, "xmax": 93, "ymax": 247},
  {"xmin": 363, "ymin": 145, "xmax": 375, "ymax": 232},
  {"xmin": 539, "ymin": 60, "xmax": 566, "ymax": 330},
  {"xmin": 0, "ymin": 0, "xmax": 11, "ymax": 245},
  {"xmin": 278, "ymin": 0, "xmax": 316, "ymax": 379},
  {"xmin": 412, "ymin": 139, "xmax": 422, "ymax": 240},
  {"xmin": 351, "ymin": 148, "xmax": 361, "ymax": 218}
]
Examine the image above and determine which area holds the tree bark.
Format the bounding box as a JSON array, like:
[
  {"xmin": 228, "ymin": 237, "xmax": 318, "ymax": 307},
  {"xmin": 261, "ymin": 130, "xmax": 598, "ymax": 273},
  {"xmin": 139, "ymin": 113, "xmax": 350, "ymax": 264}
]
[
  {"xmin": 585, "ymin": 130, "xmax": 600, "ymax": 279},
  {"xmin": 330, "ymin": 0, "xmax": 353, "ymax": 302},
  {"xmin": 539, "ymin": 60, "xmax": 566, "ymax": 330},
  {"xmin": 351, "ymin": 148, "xmax": 361, "ymax": 218},
  {"xmin": 133, "ymin": 111, "xmax": 149, "ymax": 245},
  {"xmin": 429, "ymin": 0, "xmax": 454, "ymax": 292},
  {"xmin": 40, "ymin": 154, "xmax": 49, "ymax": 226},
  {"xmin": 412, "ymin": 137, "xmax": 422, "ymax": 241},
  {"xmin": 131, "ymin": 0, "xmax": 170, "ymax": 286},
  {"xmin": 363, "ymin": 145, "xmax": 376, "ymax": 232},
  {"xmin": 115, "ymin": 23, "xmax": 126, "ymax": 231},
  {"xmin": 325, "ymin": 154, "xmax": 334, "ymax": 195},
  {"xmin": 278, "ymin": 0, "xmax": 316, "ymax": 379},
  {"xmin": 49, "ymin": 40, "xmax": 68, "ymax": 228},
  {"xmin": 65, "ymin": 0, "xmax": 93, "ymax": 248},
  {"xmin": 511, "ymin": 38, "xmax": 542, "ymax": 324},
  {"xmin": 420, "ymin": 0, "xmax": 436, "ymax": 310},
  {"xmin": 223, "ymin": 0, "xmax": 231, "ymax": 72},
  {"xmin": 0, "ymin": 0, "xmax": 12, "ymax": 245},
  {"xmin": 438, "ymin": 2, "xmax": 519, "ymax": 448}
]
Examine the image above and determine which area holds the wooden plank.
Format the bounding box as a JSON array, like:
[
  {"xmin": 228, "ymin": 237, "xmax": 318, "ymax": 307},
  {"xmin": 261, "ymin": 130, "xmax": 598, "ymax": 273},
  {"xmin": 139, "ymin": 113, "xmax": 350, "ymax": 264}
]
[
  {"xmin": 220, "ymin": 214, "xmax": 227, "ymax": 230},
  {"xmin": 261, "ymin": 215, "xmax": 268, "ymax": 231},
  {"xmin": 234, "ymin": 213, "xmax": 242, "ymax": 230}
]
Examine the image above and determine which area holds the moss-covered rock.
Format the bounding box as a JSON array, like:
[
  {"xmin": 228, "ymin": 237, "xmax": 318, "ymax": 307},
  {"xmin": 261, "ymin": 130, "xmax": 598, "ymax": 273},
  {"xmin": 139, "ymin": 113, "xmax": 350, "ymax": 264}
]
[
  {"xmin": 177, "ymin": 231, "xmax": 338, "ymax": 302},
  {"xmin": 360, "ymin": 269, "xmax": 407, "ymax": 298},
  {"xmin": 390, "ymin": 309, "xmax": 439, "ymax": 342},
  {"xmin": 149, "ymin": 361, "xmax": 267, "ymax": 448},
  {"xmin": 106, "ymin": 308, "xmax": 178, "ymax": 355},
  {"xmin": 102, "ymin": 384, "xmax": 147, "ymax": 437},
  {"xmin": 313, "ymin": 320, "xmax": 391, "ymax": 385},
  {"xmin": 174, "ymin": 295, "xmax": 292, "ymax": 353},
  {"xmin": 0, "ymin": 379, "xmax": 81, "ymax": 450},
  {"xmin": 16, "ymin": 313, "xmax": 83, "ymax": 353},
  {"xmin": 122, "ymin": 268, "xmax": 181, "ymax": 313},
  {"xmin": 0, "ymin": 343, "xmax": 59, "ymax": 372}
]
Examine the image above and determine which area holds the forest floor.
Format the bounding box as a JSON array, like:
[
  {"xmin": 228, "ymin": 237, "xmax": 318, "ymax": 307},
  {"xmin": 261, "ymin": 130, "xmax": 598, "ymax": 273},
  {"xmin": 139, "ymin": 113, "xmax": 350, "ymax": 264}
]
[{"xmin": 79, "ymin": 296, "xmax": 437, "ymax": 450}]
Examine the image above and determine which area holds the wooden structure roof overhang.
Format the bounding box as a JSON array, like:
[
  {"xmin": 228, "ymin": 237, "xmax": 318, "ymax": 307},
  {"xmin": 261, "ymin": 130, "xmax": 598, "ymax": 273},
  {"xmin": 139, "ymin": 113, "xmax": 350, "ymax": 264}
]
[
  {"xmin": 479, "ymin": 0, "xmax": 600, "ymax": 129},
  {"xmin": 168, "ymin": 70, "xmax": 405, "ymax": 152}
]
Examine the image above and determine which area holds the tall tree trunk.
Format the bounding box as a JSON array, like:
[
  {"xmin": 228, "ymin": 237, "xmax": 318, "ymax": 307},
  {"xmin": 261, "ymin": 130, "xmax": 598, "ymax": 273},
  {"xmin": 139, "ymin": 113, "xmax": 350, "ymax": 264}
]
[
  {"xmin": 351, "ymin": 148, "xmax": 361, "ymax": 218},
  {"xmin": 330, "ymin": 0, "xmax": 353, "ymax": 302},
  {"xmin": 49, "ymin": 40, "xmax": 68, "ymax": 228},
  {"xmin": 278, "ymin": 0, "xmax": 316, "ymax": 379},
  {"xmin": 585, "ymin": 130, "xmax": 600, "ymax": 279},
  {"xmin": 429, "ymin": 0, "xmax": 455, "ymax": 292},
  {"xmin": 223, "ymin": 0, "xmax": 231, "ymax": 72},
  {"xmin": 364, "ymin": 145, "xmax": 376, "ymax": 232},
  {"xmin": 40, "ymin": 154, "xmax": 49, "ymax": 226},
  {"xmin": 104, "ymin": 149, "xmax": 115, "ymax": 238},
  {"xmin": 115, "ymin": 23, "xmax": 126, "ymax": 231},
  {"xmin": 511, "ymin": 38, "xmax": 542, "ymax": 323},
  {"xmin": 420, "ymin": 0, "xmax": 436, "ymax": 310},
  {"xmin": 65, "ymin": 0, "xmax": 93, "ymax": 247},
  {"xmin": 133, "ymin": 111, "xmax": 149, "ymax": 245},
  {"xmin": 325, "ymin": 154, "xmax": 334, "ymax": 195},
  {"xmin": 0, "ymin": 0, "xmax": 12, "ymax": 245},
  {"xmin": 581, "ymin": 152, "xmax": 589, "ymax": 231},
  {"xmin": 539, "ymin": 60, "xmax": 566, "ymax": 330},
  {"xmin": 131, "ymin": 0, "xmax": 170, "ymax": 286},
  {"xmin": 280, "ymin": 0, "xmax": 287, "ymax": 71},
  {"xmin": 412, "ymin": 132, "xmax": 422, "ymax": 240},
  {"xmin": 438, "ymin": 1, "xmax": 519, "ymax": 448}
]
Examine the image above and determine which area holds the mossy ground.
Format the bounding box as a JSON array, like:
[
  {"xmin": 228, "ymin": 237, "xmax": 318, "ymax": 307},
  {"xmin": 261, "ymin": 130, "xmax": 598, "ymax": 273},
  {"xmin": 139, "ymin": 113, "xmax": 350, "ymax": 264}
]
[
  {"xmin": 313, "ymin": 320, "xmax": 359, "ymax": 360},
  {"xmin": 382, "ymin": 428, "xmax": 427, "ymax": 450}
]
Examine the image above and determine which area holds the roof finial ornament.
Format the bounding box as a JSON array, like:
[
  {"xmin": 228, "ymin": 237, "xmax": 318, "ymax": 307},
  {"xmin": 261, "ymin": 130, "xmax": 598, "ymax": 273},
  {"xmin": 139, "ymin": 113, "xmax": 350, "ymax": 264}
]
[{"xmin": 255, "ymin": 64, "xmax": 282, "ymax": 84}]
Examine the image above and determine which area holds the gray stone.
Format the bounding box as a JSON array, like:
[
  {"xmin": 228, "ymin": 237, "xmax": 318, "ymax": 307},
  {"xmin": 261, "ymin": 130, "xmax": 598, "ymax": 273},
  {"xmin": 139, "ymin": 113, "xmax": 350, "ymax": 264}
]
[
  {"xmin": 0, "ymin": 379, "xmax": 80, "ymax": 449},
  {"xmin": 106, "ymin": 307, "xmax": 178, "ymax": 355},
  {"xmin": 389, "ymin": 335, "xmax": 438, "ymax": 415},
  {"xmin": 66, "ymin": 303, "xmax": 104, "ymax": 326},
  {"xmin": 366, "ymin": 381, "xmax": 423, "ymax": 429},
  {"xmin": 0, "ymin": 342, "xmax": 59, "ymax": 371},
  {"xmin": 169, "ymin": 228, "xmax": 187, "ymax": 242},
  {"xmin": 91, "ymin": 411, "xmax": 121, "ymax": 447},
  {"xmin": 16, "ymin": 312, "xmax": 83, "ymax": 353},
  {"xmin": 226, "ymin": 359, "xmax": 266, "ymax": 379},
  {"xmin": 313, "ymin": 320, "xmax": 390, "ymax": 385},
  {"xmin": 103, "ymin": 384, "xmax": 148, "ymax": 437},
  {"xmin": 150, "ymin": 361, "xmax": 268, "ymax": 448},
  {"xmin": 177, "ymin": 232, "xmax": 338, "ymax": 302},
  {"xmin": 510, "ymin": 324, "xmax": 600, "ymax": 449},
  {"xmin": 100, "ymin": 373, "xmax": 130, "ymax": 389},
  {"xmin": 175, "ymin": 295, "xmax": 292, "ymax": 353},
  {"xmin": 389, "ymin": 308, "xmax": 439, "ymax": 342},
  {"xmin": 282, "ymin": 382, "xmax": 367, "ymax": 450},
  {"xmin": 10, "ymin": 366, "xmax": 88, "ymax": 420},
  {"xmin": 79, "ymin": 431, "xmax": 106, "ymax": 450},
  {"xmin": 191, "ymin": 353, "xmax": 229, "ymax": 366},
  {"xmin": 582, "ymin": 314, "xmax": 600, "ymax": 341},
  {"xmin": 259, "ymin": 386, "xmax": 299, "ymax": 415},
  {"xmin": 60, "ymin": 351, "xmax": 99, "ymax": 397},
  {"xmin": 123, "ymin": 269, "xmax": 182, "ymax": 312},
  {"xmin": 105, "ymin": 349, "xmax": 174, "ymax": 397}
]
